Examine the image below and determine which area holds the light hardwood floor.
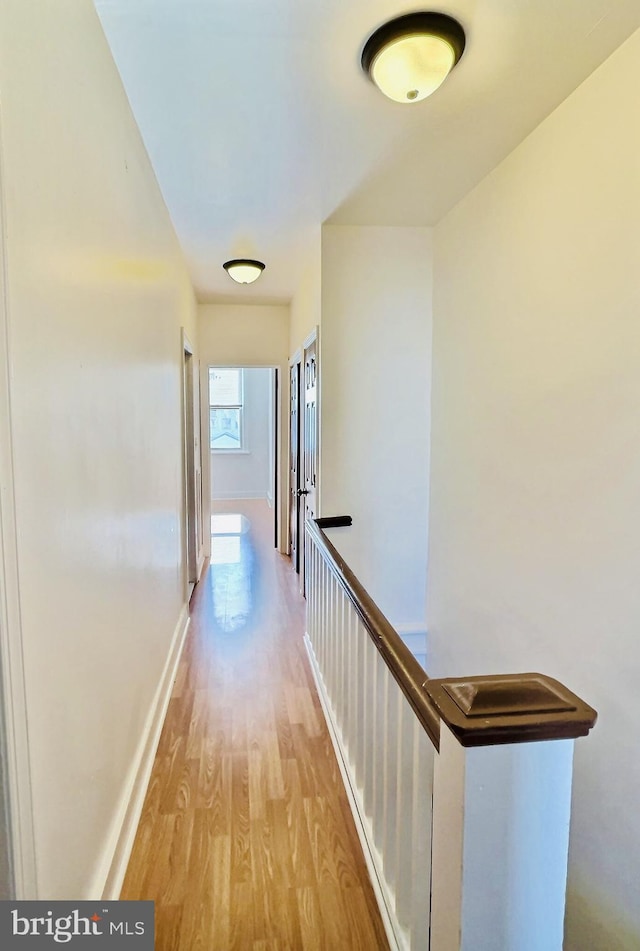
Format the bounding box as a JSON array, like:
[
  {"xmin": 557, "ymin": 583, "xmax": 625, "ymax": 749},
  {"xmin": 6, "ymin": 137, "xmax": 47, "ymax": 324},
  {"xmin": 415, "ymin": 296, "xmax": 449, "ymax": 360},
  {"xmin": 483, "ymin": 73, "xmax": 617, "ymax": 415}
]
[{"xmin": 121, "ymin": 499, "xmax": 389, "ymax": 950}]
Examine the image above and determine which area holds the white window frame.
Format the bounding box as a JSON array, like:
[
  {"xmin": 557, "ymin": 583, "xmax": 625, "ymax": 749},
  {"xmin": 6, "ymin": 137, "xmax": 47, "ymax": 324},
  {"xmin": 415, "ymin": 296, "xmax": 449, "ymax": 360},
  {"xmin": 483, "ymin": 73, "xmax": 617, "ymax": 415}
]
[{"xmin": 209, "ymin": 367, "xmax": 245, "ymax": 453}]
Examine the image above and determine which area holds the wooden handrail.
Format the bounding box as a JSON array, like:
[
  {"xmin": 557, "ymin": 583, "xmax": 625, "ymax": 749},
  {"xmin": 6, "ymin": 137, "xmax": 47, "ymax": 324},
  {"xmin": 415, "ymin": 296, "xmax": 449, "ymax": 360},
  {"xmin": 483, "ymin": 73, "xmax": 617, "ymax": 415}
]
[
  {"xmin": 307, "ymin": 517, "xmax": 441, "ymax": 748},
  {"xmin": 308, "ymin": 517, "xmax": 597, "ymax": 750}
]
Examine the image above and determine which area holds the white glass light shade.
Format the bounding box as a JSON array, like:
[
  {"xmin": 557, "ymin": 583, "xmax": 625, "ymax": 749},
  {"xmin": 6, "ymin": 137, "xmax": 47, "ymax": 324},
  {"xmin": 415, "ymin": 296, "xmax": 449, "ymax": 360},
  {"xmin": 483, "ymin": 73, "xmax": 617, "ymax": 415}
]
[
  {"xmin": 223, "ymin": 259, "xmax": 265, "ymax": 284},
  {"xmin": 371, "ymin": 33, "xmax": 456, "ymax": 103},
  {"xmin": 361, "ymin": 13, "xmax": 465, "ymax": 105}
]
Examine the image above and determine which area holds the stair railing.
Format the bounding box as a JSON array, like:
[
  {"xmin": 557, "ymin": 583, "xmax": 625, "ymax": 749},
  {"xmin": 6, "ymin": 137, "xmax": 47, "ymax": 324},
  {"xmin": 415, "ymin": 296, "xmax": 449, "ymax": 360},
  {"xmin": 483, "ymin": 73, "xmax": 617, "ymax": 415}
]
[{"xmin": 305, "ymin": 516, "xmax": 596, "ymax": 951}]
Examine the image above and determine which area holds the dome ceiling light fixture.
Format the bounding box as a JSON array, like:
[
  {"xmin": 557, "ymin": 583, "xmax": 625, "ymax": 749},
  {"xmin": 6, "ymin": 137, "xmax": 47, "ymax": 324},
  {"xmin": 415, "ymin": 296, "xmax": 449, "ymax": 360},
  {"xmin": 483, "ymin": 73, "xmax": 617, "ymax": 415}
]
[
  {"xmin": 361, "ymin": 11, "xmax": 466, "ymax": 104},
  {"xmin": 222, "ymin": 258, "xmax": 266, "ymax": 284}
]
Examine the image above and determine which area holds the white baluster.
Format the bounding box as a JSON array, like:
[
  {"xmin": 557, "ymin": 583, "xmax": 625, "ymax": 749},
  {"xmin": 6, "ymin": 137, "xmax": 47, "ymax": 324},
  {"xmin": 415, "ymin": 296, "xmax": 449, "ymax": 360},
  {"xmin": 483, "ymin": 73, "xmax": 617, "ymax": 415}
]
[
  {"xmin": 372, "ymin": 653, "xmax": 389, "ymax": 846},
  {"xmin": 394, "ymin": 693, "xmax": 417, "ymax": 938},
  {"xmin": 344, "ymin": 605, "xmax": 356, "ymax": 759},
  {"xmin": 323, "ymin": 568, "xmax": 331, "ymax": 692},
  {"xmin": 307, "ymin": 538, "xmax": 315, "ymax": 643},
  {"xmin": 382, "ymin": 681, "xmax": 400, "ymax": 895},
  {"xmin": 327, "ymin": 574, "xmax": 340, "ymax": 704},
  {"xmin": 356, "ymin": 618, "xmax": 369, "ymax": 800},
  {"xmin": 363, "ymin": 636, "xmax": 378, "ymax": 819},
  {"xmin": 411, "ymin": 722, "xmax": 435, "ymax": 949},
  {"xmin": 335, "ymin": 588, "xmax": 347, "ymax": 733},
  {"xmin": 313, "ymin": 543, "xmax": 319, "ymax": 645},
  {"xmin": 320, "ymin": 560, "xmax": 328, "ymax": 675}
]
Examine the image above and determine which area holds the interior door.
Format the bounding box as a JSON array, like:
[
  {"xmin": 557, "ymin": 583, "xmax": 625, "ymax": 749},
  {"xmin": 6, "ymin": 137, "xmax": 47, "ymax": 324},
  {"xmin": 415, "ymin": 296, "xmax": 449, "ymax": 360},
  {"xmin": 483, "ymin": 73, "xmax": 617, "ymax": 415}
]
[
  {"xmin": 289, "ymin": 360, "xmax": 300, "ymax": 571},
  {"xmin": 183, "ymin": 339, "xmax": 197, "ymax": 592},
  {"xmin": 301, "ymin": 334, "xmax": 318, "ymax": 592}
]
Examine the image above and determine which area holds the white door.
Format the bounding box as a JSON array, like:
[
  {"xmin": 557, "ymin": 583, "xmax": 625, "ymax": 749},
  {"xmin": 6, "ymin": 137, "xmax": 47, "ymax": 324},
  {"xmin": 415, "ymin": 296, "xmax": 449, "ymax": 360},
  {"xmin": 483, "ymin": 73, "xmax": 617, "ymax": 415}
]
[{"xmin": 301, "ymin": 332, "xmax": 318, "ymax": 593}]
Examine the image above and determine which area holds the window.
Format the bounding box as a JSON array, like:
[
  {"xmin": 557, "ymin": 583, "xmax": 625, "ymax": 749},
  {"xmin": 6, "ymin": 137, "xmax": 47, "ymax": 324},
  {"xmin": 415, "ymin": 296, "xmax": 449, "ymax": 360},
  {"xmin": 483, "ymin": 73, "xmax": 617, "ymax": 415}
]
[{"xmin": 209, "ymin": 368, "xmax": 244, "ymax": 450}]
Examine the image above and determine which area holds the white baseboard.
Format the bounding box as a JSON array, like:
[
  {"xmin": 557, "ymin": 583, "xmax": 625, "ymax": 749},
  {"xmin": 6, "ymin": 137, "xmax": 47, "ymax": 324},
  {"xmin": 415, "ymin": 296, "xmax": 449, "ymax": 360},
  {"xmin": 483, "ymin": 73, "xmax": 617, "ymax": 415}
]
[
  {"xmin": 394, "ymin": 623, "xmax": 427, "ymax": 637},
  {"xmin": 88, "ymin": 604, "xmax": 190, "ymax": 900},
  {"xmin": 303, "ymin": 633, "xmax": 405, "ymax": 951},
  {"xmin": 394, "ymin": 625, "xmax": 428, "ymax": 662}
]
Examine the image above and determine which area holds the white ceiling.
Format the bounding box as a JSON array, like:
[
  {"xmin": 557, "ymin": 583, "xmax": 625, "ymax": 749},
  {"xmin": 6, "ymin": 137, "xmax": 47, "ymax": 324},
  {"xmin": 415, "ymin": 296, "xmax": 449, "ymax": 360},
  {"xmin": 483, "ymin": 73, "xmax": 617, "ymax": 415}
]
[{"xmin": 95, "ymin": 0, "xmax": 640, "ymax": 303}]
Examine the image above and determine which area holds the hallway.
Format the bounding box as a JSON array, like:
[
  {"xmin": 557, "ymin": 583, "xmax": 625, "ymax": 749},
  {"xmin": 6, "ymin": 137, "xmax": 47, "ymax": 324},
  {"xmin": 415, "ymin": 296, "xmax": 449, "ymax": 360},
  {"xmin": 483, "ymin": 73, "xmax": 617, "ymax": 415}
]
[{"xmin": 121, "ymin": 500, "xmax": 388, "ymax": 950}]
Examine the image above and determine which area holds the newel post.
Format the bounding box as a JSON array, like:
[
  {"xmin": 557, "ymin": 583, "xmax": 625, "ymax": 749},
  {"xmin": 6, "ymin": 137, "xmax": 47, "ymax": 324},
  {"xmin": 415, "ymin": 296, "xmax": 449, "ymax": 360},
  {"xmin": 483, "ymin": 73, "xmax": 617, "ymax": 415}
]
[{"xmin": 424, "ymin": 673, "xmax": 597, "ymax": 951}]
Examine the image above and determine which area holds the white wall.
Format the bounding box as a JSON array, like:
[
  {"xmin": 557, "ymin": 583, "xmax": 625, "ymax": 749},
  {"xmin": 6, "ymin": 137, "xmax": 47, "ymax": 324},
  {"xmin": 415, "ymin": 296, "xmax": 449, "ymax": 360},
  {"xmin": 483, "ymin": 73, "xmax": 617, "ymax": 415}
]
[
  {"xmin": 428, "ymin": 29, "xmax": 640, "ymax": 950},
  {"xmin": 211, "ymin": 368, "xmax": 273, "ymax": 501},
  {"xmin": 321, "ymin": 225, "xmax": 432, "ymax": 629},
  {"xmin": 199, "ymin": 303, "xmax": 289, "ymax": 367},
  {"xmin": 0, "ymin": 0, "xmax": 196, "ymax": 898},
  {"xmin": 198, "ymin": 304, "xmax": 289, "ymax": 550},
  {"xmin": 289, "ymin": 235, "xmax": 321, "ymax": 358}
]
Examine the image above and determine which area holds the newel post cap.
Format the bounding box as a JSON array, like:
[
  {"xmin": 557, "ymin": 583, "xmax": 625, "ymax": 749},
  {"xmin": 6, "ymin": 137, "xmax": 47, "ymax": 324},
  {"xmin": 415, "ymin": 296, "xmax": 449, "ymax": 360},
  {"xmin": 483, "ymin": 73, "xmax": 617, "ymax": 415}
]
[{"xmin": 423, "ymin": 672, "xmax": 597, "ymax": 748}]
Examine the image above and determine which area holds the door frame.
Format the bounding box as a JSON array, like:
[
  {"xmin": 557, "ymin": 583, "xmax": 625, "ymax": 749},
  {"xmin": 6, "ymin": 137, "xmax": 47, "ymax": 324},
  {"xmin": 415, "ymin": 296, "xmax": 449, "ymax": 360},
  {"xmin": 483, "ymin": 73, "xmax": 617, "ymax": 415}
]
[
  {"xmin": 0, "ymin": 105, "xmax": 37, "ymax": 899},
  {"xmin": 182, "ymin": 331, "xmax": 201, "ymax": 600},
  {"xmin": 273, "ymin": 368, "xmax": 279, "ymax": 549}
]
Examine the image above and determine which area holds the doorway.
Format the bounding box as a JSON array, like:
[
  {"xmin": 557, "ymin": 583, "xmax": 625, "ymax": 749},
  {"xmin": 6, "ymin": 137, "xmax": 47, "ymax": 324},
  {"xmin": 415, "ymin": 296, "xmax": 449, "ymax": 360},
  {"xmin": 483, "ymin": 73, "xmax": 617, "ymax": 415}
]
[{"xmin": 208, "ymin": 366, "xmax": 278, "ymax": 546}]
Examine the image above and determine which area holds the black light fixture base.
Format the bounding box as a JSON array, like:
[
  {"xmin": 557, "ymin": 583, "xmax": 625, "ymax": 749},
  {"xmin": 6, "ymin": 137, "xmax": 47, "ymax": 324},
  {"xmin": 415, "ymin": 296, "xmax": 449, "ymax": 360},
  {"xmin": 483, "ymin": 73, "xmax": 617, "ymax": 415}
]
[
  {"xmin": 222, "ymin": 258, "xmax": 266, "ymax": 284},
  {"xmin": 222, "ymin": 258, "xmax": 265, "ymax": 274},
  {"xmin": 361, "ymin": 11, "xmax": 466, "ymax": 78}
]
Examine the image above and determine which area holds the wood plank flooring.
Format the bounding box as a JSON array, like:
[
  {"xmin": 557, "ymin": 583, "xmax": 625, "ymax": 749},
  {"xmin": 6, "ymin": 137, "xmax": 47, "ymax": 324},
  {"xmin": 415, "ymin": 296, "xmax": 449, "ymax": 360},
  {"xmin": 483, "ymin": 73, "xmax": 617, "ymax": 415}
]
[{"xmin": 121, "ymin": 499, "xmax": 389, "ymax": 950}]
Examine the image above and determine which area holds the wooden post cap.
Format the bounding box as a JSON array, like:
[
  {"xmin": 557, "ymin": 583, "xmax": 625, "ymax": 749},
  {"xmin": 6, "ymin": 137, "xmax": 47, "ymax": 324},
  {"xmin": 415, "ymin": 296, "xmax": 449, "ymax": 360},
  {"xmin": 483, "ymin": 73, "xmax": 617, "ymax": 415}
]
[{"xmin": 423, "ymin": 673, "xmax": 597, "ymax": 747}]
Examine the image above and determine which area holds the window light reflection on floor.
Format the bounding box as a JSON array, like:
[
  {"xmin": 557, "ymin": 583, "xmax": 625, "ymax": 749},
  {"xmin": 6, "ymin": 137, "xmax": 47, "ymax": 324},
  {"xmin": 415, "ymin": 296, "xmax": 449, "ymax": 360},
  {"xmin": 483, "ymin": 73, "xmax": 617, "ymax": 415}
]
[
  {"xmin": 209, "ymin": 512, "xmax": 253, "ymax": 630},
  {"xmin": 211, "ymin": 534, "xmax": 241, "ymax": 565}
]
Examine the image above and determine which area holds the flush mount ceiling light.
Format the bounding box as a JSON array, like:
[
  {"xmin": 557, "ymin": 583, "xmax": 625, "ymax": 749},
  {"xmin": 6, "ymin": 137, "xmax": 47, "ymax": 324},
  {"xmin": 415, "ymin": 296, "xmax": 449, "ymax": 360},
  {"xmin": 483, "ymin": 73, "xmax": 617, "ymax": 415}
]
[
  {"xmin": 222, "ymin": 259, "xmax": 266, "ymax": 284},
  {"xmin": 361, "ymin": 12, "xmax": 465, "ymax": 104}
]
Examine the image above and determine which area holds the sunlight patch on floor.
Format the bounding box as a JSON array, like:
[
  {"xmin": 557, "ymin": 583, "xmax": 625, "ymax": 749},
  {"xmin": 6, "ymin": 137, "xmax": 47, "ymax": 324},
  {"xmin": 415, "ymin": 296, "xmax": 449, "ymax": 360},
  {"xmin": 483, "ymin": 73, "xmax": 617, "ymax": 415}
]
[{"xmin": 210, "ymin": 534, "xmax": 241, "ymax": 566}]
